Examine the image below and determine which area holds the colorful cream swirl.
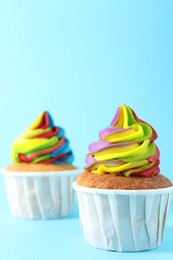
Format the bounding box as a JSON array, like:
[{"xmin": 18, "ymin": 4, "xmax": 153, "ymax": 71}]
[
  {"xmin": 11, "ymin": 112, "xmax": 74, "ymax": 164},
  {"xmin": 85, "ymin": 105, "xmax": 160, "ymax": 177}
]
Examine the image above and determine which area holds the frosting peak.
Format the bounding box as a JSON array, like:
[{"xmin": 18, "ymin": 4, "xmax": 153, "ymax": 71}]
[
  {"xmin": 85, "ymin": 105, "xmax": 160, "ymax": 177},
  {"xmin": 12, "ymin": 112, "xmax": 74, "ymax": 164}
]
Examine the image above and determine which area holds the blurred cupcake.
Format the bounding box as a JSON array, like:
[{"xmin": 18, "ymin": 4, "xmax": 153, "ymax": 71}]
[
  {"xmin": 2, "ymin": 111, "xmax": 80, "ymax": 219},
  {"xmin": 73, "ymin": 104, "xmax": 173, "ymax": 252}
]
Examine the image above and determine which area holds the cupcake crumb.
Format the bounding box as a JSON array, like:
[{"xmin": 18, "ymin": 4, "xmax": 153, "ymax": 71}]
[
  {"xmin": 77, "ymin": 172, "xmax": 172, "ymax": 190},
  {"xmin": 6, "ymin": 163, "xmax": 76, "ymax": 172}
]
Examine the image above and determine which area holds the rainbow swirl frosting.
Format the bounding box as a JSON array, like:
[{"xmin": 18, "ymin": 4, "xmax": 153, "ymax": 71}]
[
  {"xmin": 85, "ymin": 105, "xmax": 160, "ymax": 177},
  {"xmin": 11, "ymin": 112, "xmax": 74, "ymax": 164}
]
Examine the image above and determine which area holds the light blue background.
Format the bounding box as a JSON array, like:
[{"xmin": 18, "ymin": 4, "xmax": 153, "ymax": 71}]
[{"xmin": 0, "ymin": 0, "xmax": 173, "ymax": 259}]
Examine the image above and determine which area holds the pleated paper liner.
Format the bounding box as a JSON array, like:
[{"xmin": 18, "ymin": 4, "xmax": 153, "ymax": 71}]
[
  {"xmin": 73, "ymin": 182, "xmax": 173, "ymax": 252},
  {"xmin": 1, "ymin": 168, "xmax": 80, "ymax": 219}
]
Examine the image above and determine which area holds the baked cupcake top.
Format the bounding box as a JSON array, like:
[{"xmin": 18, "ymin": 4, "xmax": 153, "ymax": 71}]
[
  {"xmin": 11, "ymin": 112, "xmax": 74, "ymax": 164},
  {"xmin": 85, "ymin": 104, "xmax": 159, "ymax": 177},
  {"xmin": 76, "ymin": 172, "xmax": 172, "ymax": 189}
]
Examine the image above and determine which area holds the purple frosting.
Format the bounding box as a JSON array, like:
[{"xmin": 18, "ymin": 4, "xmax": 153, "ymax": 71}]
[
  {"xmin": 110, "ymin": 107, "xmax": 120, "ymax": 126},
  {"xmin": 88, "ymin": 140, "xmax": 110, "ymax": 153},
  {"xmin": 85, "ymin": 155, "xmax": 97, "ymax": 165},
  {"xmin": 88, "ymin": 140, "xmax": 136, "ymax": 154},
  {"xmin": 99, "ymin": 127, "xmax": 128, "ymax": 138}
]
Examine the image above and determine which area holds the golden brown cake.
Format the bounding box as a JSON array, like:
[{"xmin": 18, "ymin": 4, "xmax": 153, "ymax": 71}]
[
  {"xmin": 77, "ymin": 171, "xmax": 172, "ymax": 190},
  {"xmin": 6, "ymin": 163, "xmax": 76, "ymax": 172}
]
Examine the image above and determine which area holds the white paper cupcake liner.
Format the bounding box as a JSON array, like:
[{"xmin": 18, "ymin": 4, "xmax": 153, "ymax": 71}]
[
  {"xmin": 73, "ymin": 182, "xmax": 173, "ymax": 252},
  {"xmin": 1, "ymin": 168, "xmax": 80, "ymax": 220}
]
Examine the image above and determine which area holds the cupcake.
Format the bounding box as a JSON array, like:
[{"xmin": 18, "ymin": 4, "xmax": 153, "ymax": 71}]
[
  {"xmin": 2, "ymin": 111, "xmax": 80, "ymax": 219},
  {"xmin": 73, "ymin": 105, "xmax": 173, "ymax": 252}
]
